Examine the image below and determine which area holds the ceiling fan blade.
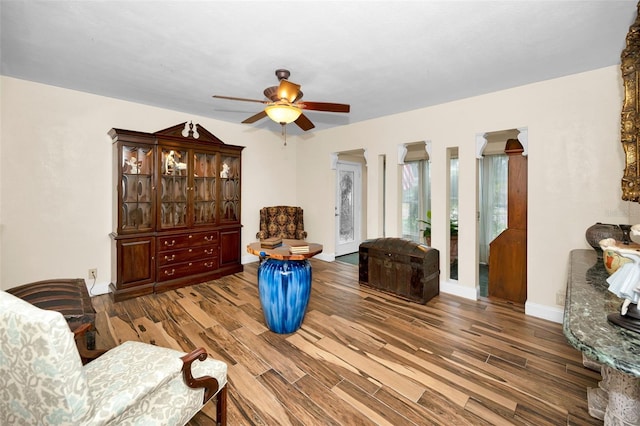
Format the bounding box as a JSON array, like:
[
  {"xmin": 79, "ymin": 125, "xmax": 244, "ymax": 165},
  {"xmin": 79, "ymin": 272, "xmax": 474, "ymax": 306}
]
[
  {"xmin": 294, "ymin": 113, "xmax": 315, "ymax": 131},
  {"xmin": 277, "ymin": 80, "xmax": 301, "ymax": 103},
  {"xmin": 298, "ymin": 101, "xmax": 350, "ymax": 113},
  {"xmin": 242, "ymin": 111, "xmax": 268, "ymax": 124},
  {"xmin": 213, "ymin": 95, "xmax": 268, "ymax": 104}
]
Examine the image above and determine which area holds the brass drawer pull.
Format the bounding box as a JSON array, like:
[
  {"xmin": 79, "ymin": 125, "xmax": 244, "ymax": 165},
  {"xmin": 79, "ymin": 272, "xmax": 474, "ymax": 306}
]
[
  {"xmin": 165, "ymin": 269, "xmax": 175, "ymax": 276},
  {"xmin": 165, "ymin": 240, "xmax": 176, "ymax": 247},
  {"xmin": 205, "ymin": 262, "xmax": 214, "ymax": 268},
  {"xmin": 164, "ymin": 254, "xmax": 176, "ymax": 262},
  {"xmin": 204, "ymin": 235, "xmax": 215, "ymax": 242},
  {"xmin": 204, "ymin": 249, "xmax": 214, "ymax": 255}
]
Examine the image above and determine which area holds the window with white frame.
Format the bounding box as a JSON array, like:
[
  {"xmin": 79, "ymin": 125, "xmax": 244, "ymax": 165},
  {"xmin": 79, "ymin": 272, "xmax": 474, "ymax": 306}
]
[
  {"xmin": 401, "ymin": 160, "xmax": 430, "ymax": 242},
  {"xmin": 479, "ymin": 154, "xmax": 508, "ymax": 263}
]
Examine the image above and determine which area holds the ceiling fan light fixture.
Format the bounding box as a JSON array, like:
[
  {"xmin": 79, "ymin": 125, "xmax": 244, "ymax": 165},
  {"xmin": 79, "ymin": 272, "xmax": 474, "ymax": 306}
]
[{"xmin": 265, "ymin": 103, "xmax": 302, "ymax": 124}]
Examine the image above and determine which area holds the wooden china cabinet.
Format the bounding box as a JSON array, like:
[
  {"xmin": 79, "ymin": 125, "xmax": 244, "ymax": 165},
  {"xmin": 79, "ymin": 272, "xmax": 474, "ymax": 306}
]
[{"xmin": 109, "ymin": 122, "xmax": 244, "ymax": 301}]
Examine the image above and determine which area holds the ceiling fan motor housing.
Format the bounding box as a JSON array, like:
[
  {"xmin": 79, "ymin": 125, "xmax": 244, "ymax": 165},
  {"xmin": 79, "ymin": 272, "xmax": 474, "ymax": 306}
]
[{"xmin": 275, "ymin": 69, "xmax": 291, "ymax": 81}]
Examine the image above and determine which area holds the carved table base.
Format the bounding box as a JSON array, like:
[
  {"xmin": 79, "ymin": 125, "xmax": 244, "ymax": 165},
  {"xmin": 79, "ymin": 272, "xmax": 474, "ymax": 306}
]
[{"xmin": 587, "ymin": 364, "xmax": 640, "ymax": 425}]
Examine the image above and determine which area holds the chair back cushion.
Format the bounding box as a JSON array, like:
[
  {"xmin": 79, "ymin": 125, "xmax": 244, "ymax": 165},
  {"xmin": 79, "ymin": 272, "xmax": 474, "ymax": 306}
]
[
  {"xmin": 0, "ymin": 290, "xmax": 91, "ymax": 425},
  {"xmin": 257, "ymin": 206, "xmax": 307, "ymax": 240}
]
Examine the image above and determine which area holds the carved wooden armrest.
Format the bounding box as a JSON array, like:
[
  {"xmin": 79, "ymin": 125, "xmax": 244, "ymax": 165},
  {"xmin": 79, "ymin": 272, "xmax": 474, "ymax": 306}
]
[{"xmin": 181, "ymin": 347, "xmax": 220, "ymax": 404}]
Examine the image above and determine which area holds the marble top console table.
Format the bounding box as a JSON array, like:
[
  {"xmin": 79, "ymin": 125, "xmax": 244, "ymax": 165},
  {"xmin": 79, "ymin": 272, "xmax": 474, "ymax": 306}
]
[{"xmin": 563, "ymin": 249, "xmax": 640, "ymax": 425}]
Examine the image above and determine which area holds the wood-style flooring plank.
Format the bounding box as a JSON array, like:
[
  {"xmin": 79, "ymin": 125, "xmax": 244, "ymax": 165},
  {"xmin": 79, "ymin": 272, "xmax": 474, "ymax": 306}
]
[
  {"xmin": 294, "ymin": 374, "xmax": 380, "ymax": 426},
  {"xmin": 91, "ymin": 259, "xmax": 601, "ymax": 425},
  {"xmin": 257, "ymin": 369, "xmax": 342, "ymax": 426},
  {"xmin": 230, "ymin": 326, "xmax": 306, "ymax": 383},
  {"xmin": 227, "ymin": 362, "xmax": 296, "ymax": 426}
]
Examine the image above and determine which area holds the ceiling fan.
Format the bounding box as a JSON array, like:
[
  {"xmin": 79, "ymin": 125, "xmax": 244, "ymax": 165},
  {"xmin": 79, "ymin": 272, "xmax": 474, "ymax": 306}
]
[{"xmin": 212, "ymin": 69, "xmax": 350, "ymax": 131}]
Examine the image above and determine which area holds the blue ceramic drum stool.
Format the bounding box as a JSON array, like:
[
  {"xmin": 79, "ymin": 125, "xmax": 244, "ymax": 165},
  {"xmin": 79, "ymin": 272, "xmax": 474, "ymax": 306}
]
[{"xmin": 258, "ymin": 258, "xmax": 312, "ymax": 334}]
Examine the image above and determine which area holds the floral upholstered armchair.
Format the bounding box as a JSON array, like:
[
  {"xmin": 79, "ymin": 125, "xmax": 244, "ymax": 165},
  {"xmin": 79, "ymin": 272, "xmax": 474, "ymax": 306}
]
[
  {"xmin": 256, "ymin": 206, "xmax": 307, "ymax": 240},
  {"xmin": 0, "ymin": 290, "xmax": 228, "ymax": 426}
]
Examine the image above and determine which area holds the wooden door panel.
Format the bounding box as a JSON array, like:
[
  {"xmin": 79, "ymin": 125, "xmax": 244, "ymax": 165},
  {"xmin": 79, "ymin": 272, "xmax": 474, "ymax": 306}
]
[
  {"xmin": 488, "ymin": 229, "xmax": 527, "ymax": 303},
  {"xmin": 118, "ymin": 237, "xmax": 155, "ymax": 287}
]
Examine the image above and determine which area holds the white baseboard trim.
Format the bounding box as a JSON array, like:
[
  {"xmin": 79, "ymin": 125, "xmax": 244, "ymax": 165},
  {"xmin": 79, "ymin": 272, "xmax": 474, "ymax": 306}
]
[
  {"xmin": 242, "ymin": 253, "xmax": 259, "ymax": 264},
  {"xmin": 315, "ymin": 253, "xmax": 335, "ymax": 262},
  {"xmin": 439, "ymin": 281, "xmax": 563, "ymax": 324},
  {"xmin": 86, "ymin": 281, "xmax": 110, "ymax": 297},
  {"xmin": 440, "ymin": 280, "xmax": 477, "ymax": 300},
  {"xmin": 525, "ymin": 301, "xmax": 564, "ymax": 324}
]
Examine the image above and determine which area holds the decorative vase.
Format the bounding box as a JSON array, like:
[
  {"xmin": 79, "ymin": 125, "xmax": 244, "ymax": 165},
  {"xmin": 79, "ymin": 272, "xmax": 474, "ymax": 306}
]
[
  {"xmin": 585, "ymin": 223, "xmax": 623, "ymax": 258},
  {"xmin": 257, "ymin": 259, "xmax": 312, "ymax": 334},
  {"xmin": 619, "ymin": 224, "xmax": 632, "ymax": 244}
]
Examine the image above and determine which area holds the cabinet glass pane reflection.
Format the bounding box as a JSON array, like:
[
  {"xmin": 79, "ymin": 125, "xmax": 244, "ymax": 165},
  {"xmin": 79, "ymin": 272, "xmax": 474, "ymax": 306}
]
[
  {"xmin": 220, "ymin": 155, "xmax": 240, "ymax": 222},
  {"xmin": 193, "ymin": 152, "xmax": 217, "ymax": 225},
  {"xmin": 160, "ymin": 149, "xmax": 188, "ymax": 228},
  {"xmin": 121, "ymin": 146, "xmax": 153, "ymax": 231}
]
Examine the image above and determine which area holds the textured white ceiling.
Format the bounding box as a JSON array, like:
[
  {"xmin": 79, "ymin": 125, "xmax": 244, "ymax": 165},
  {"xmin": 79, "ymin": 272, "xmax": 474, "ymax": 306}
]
[{"xmin": 1, "ymin": 1, "xmax": 637, "ymax": 134}]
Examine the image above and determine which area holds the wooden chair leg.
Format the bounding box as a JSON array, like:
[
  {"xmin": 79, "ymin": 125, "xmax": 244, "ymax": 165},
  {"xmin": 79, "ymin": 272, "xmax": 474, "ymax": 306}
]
[
  {"xmin": 73, "ymin": 323, "xmax": 107, "ymax": 364},
  {"xmin": 216, "ymin": 386, "xmax": 227, "ymax": 426}
]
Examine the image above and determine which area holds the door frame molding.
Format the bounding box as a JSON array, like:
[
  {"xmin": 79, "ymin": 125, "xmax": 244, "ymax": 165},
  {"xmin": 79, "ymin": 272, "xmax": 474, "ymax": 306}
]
[{"xmin": 335, "ymin": 159, "xmax": 363, "ymax": 256}]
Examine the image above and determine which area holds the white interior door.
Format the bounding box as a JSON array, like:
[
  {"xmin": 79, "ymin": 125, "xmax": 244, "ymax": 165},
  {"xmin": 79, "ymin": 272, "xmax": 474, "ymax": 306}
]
[{"xmin": 335, "ymin": 161, "xmax": 362, "ymax": 256}]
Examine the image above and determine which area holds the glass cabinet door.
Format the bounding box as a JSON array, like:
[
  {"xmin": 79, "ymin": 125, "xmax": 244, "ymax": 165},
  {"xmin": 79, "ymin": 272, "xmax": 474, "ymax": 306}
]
[
  {"xmin": 160, "ymin": 148, "xmax": 189, "ymax": 229},
  {"xmin": 121, "ymin": 145, "xmax": 153, "ymax": 232},
  {"xmin": 193, "ymin": 151, "xmax": 217, "ymax": 226},
  {"xmin": 220, "ymin": 154, "xmax": 241, "ymax": 223}
]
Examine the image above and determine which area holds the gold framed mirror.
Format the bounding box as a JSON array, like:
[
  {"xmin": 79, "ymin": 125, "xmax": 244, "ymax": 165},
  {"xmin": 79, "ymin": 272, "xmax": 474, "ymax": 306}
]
[{"xmin": 621, "ymin": 3, "xmax": 640, "ymax": 201}]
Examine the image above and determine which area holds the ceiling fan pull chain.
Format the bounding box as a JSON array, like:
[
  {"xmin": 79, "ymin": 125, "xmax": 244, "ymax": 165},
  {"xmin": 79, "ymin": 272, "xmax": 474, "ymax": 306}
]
[{"xmin": 281, "ymin": 123, "xmax": 287, "ymax": 146}]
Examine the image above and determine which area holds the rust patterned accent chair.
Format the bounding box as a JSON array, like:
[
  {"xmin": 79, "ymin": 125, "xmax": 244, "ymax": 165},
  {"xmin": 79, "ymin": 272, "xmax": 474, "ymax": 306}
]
[{"xmin": 256, "ymin": 206, "xmax": 307, "ymax": 240}]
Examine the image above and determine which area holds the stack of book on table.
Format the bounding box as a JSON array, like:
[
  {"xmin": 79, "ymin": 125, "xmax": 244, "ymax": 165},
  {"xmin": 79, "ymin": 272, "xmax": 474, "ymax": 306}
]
[
  {"xmin": 260, "ymin": 237, "xmax": 282, "ymax": 249},
  {"xmin": 289, "ymin": 241, "xmax": 310, "ymax": 254}
]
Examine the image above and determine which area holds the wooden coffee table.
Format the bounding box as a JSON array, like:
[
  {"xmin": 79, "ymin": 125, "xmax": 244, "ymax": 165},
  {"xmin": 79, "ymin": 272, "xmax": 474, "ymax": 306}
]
[{"xmin": 247, "ymin": 240, "xmax": 322, "ymax": 333}]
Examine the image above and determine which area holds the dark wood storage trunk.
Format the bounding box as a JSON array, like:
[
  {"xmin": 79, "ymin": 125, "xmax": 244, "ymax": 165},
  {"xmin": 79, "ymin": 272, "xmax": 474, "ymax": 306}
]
[
  {"xmin": 358, "ymin": 238, "xmax": 439, "ymax": 304},
  {"xmin": 6, "ymin": 278, "xmax": 95, "ymax": 331}
]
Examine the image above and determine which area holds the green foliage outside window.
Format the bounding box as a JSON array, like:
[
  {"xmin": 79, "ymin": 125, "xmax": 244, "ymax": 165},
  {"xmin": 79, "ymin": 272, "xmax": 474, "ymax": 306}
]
[{"xmin": 418, "ymin": 211, "xmax": 458, "ymax": 239}]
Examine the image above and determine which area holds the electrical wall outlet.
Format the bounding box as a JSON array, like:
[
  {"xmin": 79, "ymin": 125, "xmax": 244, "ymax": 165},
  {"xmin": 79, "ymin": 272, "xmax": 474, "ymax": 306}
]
[
  {"xmin": 556, "ymin": 291, "xmax": 566, "ymax": 306},
  {"xmin": 88, "ymin": 268, "xmax": 97, "ymax": 280}
]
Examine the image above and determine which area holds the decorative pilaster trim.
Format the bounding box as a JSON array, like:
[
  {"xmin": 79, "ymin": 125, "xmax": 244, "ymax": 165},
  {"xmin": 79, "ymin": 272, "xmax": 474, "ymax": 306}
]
[
  {"xmin": 425, "ymin": 141, "xmax": 432, "ymax": 161},
  {"xmin": 517, "ymin": 127, "xmax": 528, "ymax": 157},
  {"xmin": 398, "ymin": 144, "xmax": 408, "ymax": 165},
  {"xmin": 476, "ymin": 133, "xmax": 488, "ymax": 159},
  {"xmin": 330, "ymin": 152, "xmax": 338, "ymax": 170}
]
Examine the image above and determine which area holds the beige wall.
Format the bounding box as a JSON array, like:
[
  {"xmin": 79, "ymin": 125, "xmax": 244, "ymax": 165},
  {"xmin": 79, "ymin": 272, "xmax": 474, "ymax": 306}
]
[
  {"xmin": 296, "ymin": 65, "xmax": 629, "ymax": 323},
  {"xmin": 0, "ymin": 76, "xmax": 296, "ymax": 293},
  {"xmin": 1, "ymin": 65, "xmax": 630, "ymax": 323}
]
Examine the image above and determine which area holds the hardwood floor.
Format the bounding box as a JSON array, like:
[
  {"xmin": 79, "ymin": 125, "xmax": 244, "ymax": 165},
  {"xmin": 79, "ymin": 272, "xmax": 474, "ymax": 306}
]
[{"xmin": 91, "ymin": 259, "xmax": 602, "ymax": 425}]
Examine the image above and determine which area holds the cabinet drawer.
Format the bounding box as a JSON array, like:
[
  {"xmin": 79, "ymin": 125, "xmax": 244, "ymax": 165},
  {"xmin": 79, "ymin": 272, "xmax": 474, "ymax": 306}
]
[
  {"xmin": 158, "ymin": 245, "xmax": 217, "ymax": 266},
  {"xmin": 158, "ymin": 231, "xmax": 219, "ymax": 251},
  {"xmin": 157, "ymin": 258, "xmax": 219, "ymax": 282}
]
